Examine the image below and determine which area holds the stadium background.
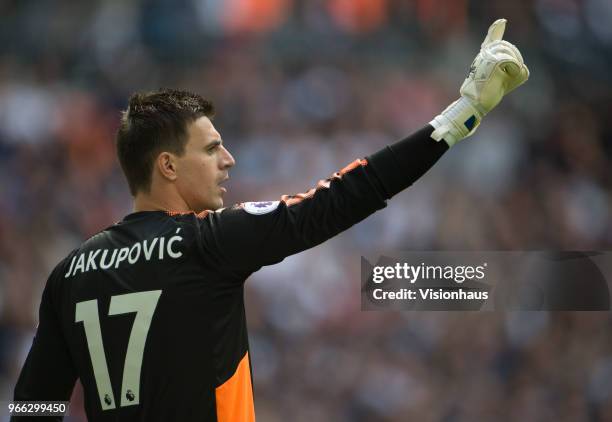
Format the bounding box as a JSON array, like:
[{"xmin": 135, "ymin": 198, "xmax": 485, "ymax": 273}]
[{"xmin": 1, "ymin": 0, "xmax": 612, "ymax": 420}]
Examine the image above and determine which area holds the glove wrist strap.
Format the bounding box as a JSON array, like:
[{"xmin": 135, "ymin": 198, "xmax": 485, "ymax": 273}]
[{"xmin": 429, "ymin": 97, "xmax": 482, "ymax": 147}]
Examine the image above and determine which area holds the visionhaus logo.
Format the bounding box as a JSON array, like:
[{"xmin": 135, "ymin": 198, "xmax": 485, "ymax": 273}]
[
  {"xmin": 362, "ymin": 255, "xmax": 491, "ymax": 311},
  {"xmin": 360, "ymin": 252, "xmax": 611, "ymax": 311}
]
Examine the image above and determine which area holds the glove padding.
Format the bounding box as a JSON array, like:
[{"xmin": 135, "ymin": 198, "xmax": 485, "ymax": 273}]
[{"xmin": 430, "ymin": 19, "xmax": 530, "ymax": 146}]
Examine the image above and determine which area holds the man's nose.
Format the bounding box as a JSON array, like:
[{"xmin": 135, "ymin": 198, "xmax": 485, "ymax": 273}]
[{"xmin": 221, "ymin": 146, "xmax": 236, "ymax": 169}]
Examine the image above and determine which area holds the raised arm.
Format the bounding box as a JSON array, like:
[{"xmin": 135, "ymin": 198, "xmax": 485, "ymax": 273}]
[{"xmin": 199, "ymin": 19, "xmax": 529, "ymax": 274}]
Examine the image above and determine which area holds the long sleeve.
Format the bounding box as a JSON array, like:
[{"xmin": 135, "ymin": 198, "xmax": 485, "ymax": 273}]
[
  {"xmin": 198, "ymin": 125, "xmax": 448, "ymax": 274},
  {"xmin": 12, "ymin": 266, "xmax": 77, "ymax": 421}
]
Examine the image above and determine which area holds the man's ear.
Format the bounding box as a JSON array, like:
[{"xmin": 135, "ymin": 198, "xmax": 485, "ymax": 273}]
[{"xmin": 157, "ymin": 152, "xmax": 178, "ymax": 182}]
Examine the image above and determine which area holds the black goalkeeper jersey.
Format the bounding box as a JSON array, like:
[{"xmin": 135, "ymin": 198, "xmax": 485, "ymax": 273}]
[{"xmin": 13, "ymin": 125, "xmax": 448, "ymax": 421}]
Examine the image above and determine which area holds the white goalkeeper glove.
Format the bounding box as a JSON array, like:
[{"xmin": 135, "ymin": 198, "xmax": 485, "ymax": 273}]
[{"xmin": 430, "ymin": 18, "xmax": 530, "ymax": 147}]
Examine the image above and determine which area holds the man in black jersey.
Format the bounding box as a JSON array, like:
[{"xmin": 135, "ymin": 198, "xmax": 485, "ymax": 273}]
[{"xmin": 12, "ymin": 19, "xmax": 528, "ymax": 422}]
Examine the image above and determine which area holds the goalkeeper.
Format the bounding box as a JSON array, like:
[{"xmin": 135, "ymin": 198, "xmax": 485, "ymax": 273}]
[{"xmin": 13, "ymin": 19, "xmax": 528, "ymax": 422}]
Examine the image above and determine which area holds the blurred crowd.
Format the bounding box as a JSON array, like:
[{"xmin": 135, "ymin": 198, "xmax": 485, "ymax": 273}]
[{"xmin": 1, "ymin": 0, "xmax": 612, "ymax": 420}]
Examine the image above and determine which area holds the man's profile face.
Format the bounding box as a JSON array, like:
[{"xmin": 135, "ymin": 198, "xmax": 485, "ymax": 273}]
[{"xmin": 175, "ymin": 116, "xmax": 235, "ymax": 212}]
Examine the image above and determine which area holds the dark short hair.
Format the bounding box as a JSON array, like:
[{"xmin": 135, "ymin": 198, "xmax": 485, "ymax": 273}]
[{"xmin": 116, "ymin": 88, "xmax": 215, "ymax": 195}]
